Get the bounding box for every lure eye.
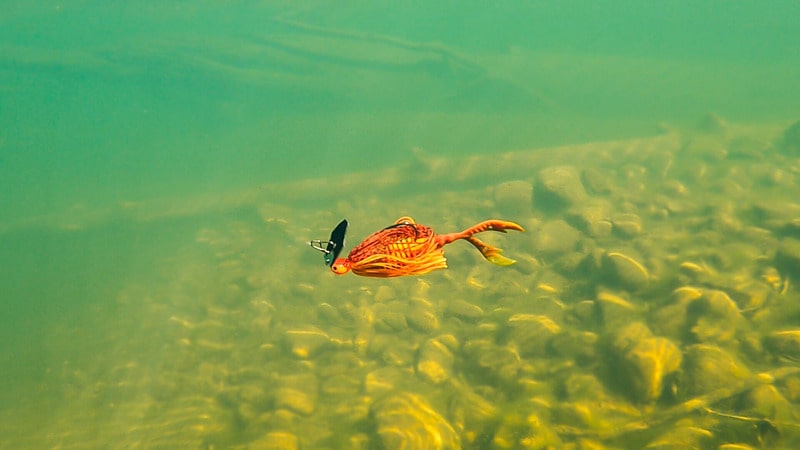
[331,259,351,275]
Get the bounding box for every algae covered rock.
[446,299,485,322]
[600,251,649,291]
[284,327,331,359]
[505,313,561,357]
[686,289,743,344]
[532,220,581,255]
[775,238,800,278]
[595,289,640,329]
[611,213,643,238]
[406,305,441,333]
[538,165,589,209]
[371,392,460,450]
[493,179,534,215]
[249,431,300,450]
[624,337,682,402]
[416,336,457,385]
[740,383,794,422]
[645,424,713,449]
[608,322,681,403]
[764,330,800,360]
[682,344,751,397]
[781,119,800,154]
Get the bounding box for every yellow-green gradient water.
[2,2,800,449]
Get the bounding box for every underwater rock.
[371,392,460,450]
[364,367,406,396]
[752,201,800,239]
[273,387,316,416]
[382,341,416,368]
[587,220,613,238]
[582,167,614,195]
[284,327,331,359]
[463,339,521,386]
[682,344,751,397]
[728,136,771,159]
[493,179,534,215]
[611,213,643,238]
[317,302,344,325]
[550,331,598,363]
[611,321,653,353]
[492,411,562,449]
[601,251,649,291]
[686,289,743,344]
[532,220,581,255]
[538,165,589,209]
[375,310,408,332]
[775,238,800,278]
[239,384,270,411]
[563,373,607,401]
[249,431,300,450]
[650,286,701,338]
[374,285,396,303]
[566,200,611,236]
[782,119,800,154]
[595,289,640,329]
[697,112,728,133]
[448,384,499,443]
[624,336,682,403]
[682,135,728,160]
[609,323,681,403]
[740,384,794,422]
[569,300,599,326]
[764,330,800,360]
[645,424,713,449]
[321,373,361,398]
[506,313,561,357]
[446,299,485,322]
[406,305,440,333]
[717,444,757,450]
[416,336,456,385]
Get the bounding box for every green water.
[2,2,800,448]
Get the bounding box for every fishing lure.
[310,216,524,277]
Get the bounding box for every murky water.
[2,2,800,449]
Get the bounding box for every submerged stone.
[624,337,682,402]
[775,238,800,278]
[273,387,316,416]
[686,290,743,344]
[611,213,643,238]
[608,323,681,403]
[446,299,485,322]
[602,251,649,291]
[764,330,800,360]
[538,165,589,209]
[682,344,751,397]
[596,289,640,329]
[406,306,440,333]
[506,313,561,357]
[284,327,331,359]
[645,424,713,449]
[782,119,800,154]
[493,179,534,215]
[249,431,300,450]
[371,392,460,450]
[416,337,456,385]
[375,310,409,332]
[741,384,794,421]
[533,220,581,255]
